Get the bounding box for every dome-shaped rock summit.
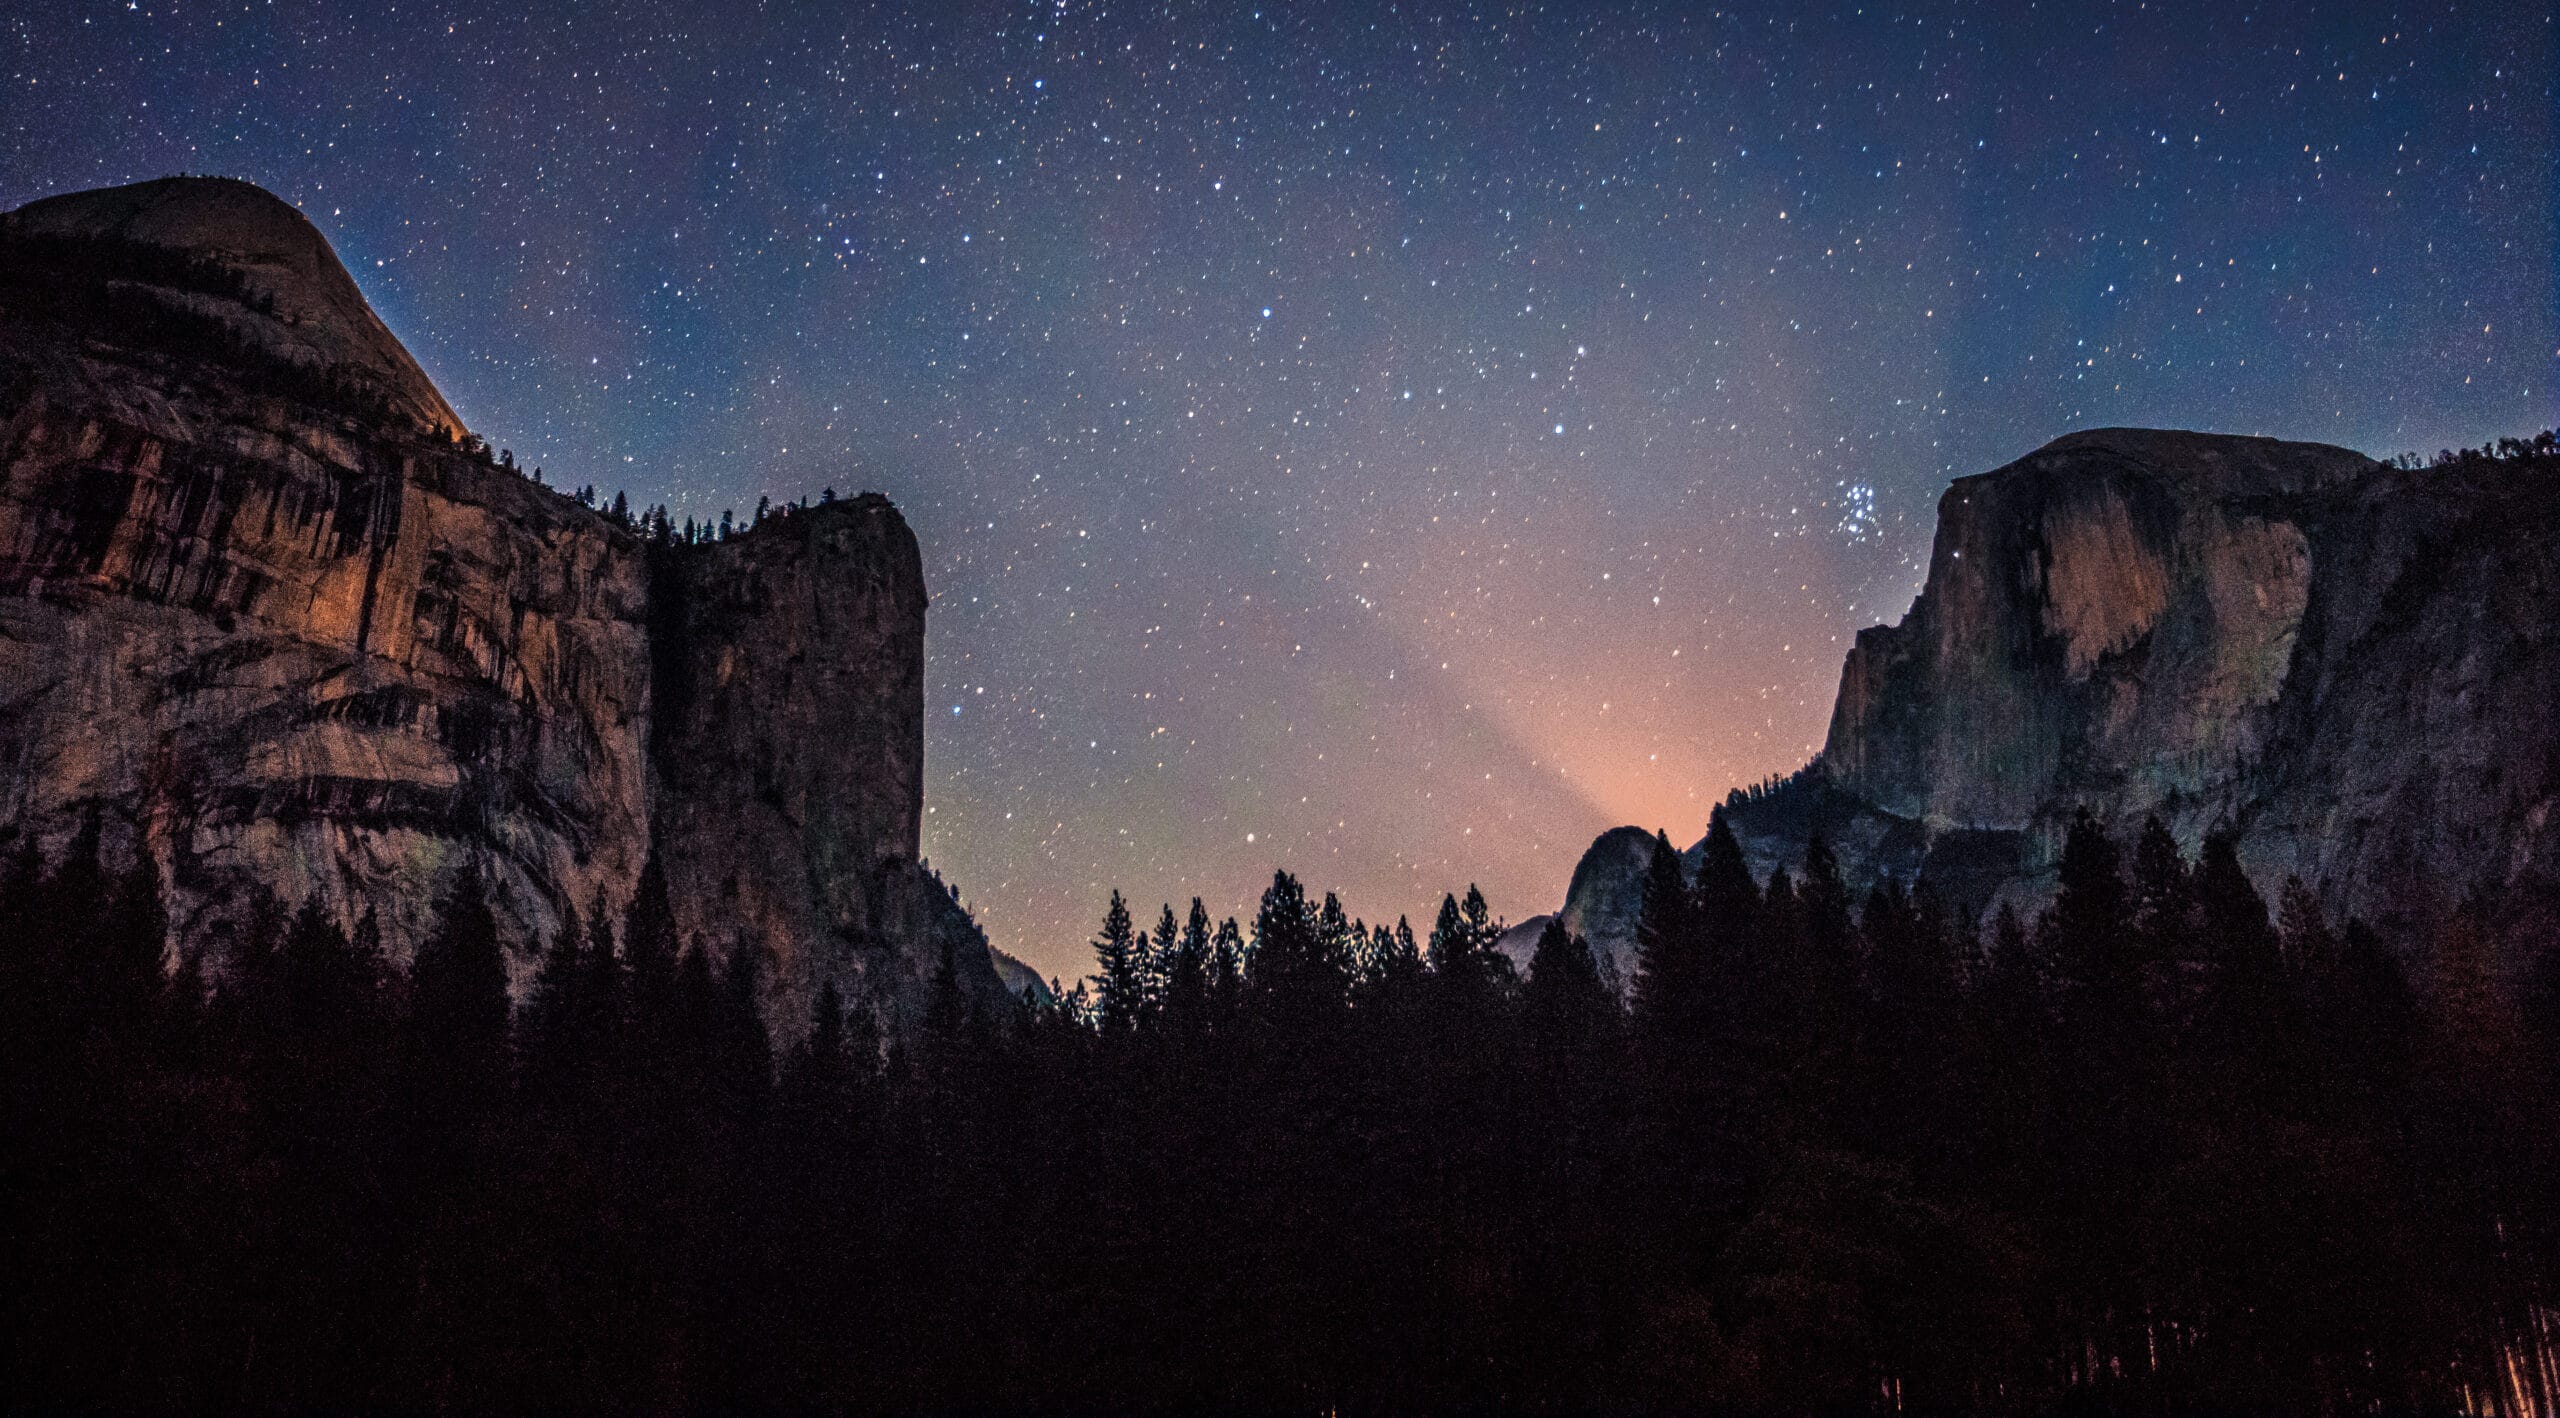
[6,175,464,437]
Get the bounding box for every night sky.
[4,2,2551,982]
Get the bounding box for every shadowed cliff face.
[0,177,995,1030]
[650,494,1000,1029]
[1561,428,2559,971]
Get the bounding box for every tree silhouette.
[405,870,511,1124]
[1090,889,1144,1035]
[1,803,2554,1412]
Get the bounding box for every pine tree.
[1163,899,1213,1032]
[789,980,853,1099]
[1148,902,1181,1018]
[1692,806,1759,954]
[624,849,683,1070]
[579,887,627,1087]
[2038,806,2153,1328]
[667,940,722,1121]
[1780,833,1858,1078]
[1428,892,1472,978]
[1317,891,1357,986]
[710,941,771,1128]
[1975,900,2047,1044]
[1459,885,1495,952]
[1630,831,1702,1040]
[926,936,968,1043]
[1525,920,1610,1035]
[2131,815,2192,948]
[278,896,379,1065]
[36,818,168,1038]
[1797,832,1855,985]
[2196,831,2283,1031]
[1859,880,1965,1164]
[97,840,169,1014]
[1755,862,1799,1006]
[1209,916,1246,1020]
[524,915,586,1098]
[2046,809,2138,1022]
[2428,899,2517,1076]
[1090,890,1145,1035]
[1250,871,1333,1011]
[407,870,512,1122]
[1977,901,2036,1009]
[1359,915,1421,995]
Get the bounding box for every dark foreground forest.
[5,810,2559,1414]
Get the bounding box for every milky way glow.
[6,2,2549,979]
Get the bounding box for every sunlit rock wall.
[0,176,1005,1030]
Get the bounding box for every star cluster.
[5,1,2550,980]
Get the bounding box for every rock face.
[0,176,999,1030]
[1811,431,2361,860]
[1564,428,2560,969]
[650,494,998,1027]
[8,177,464,439]
[1491,827,1661,994]
[1558,825,1660,988]
[989,947,1056,1006]
[1487,913,1554,978]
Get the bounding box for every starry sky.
[4,1,2552,982]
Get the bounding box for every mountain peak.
[5,176,463,437]
[2008,426,2377,498]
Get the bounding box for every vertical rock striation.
[1814,430,2361,847]
[0,176,999,1029]
[1558,428,2559,974]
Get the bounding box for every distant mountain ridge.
[0,176,1002,1030]
[1552,427,2560,978]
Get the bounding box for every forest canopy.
[5,807,2558,1412]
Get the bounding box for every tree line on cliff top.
[4,799,2558,1413]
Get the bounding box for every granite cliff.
[0,176,999,1029]
[649,490,1000,1027]
[1491,824,1655,990]
[1560,427,2559,977]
